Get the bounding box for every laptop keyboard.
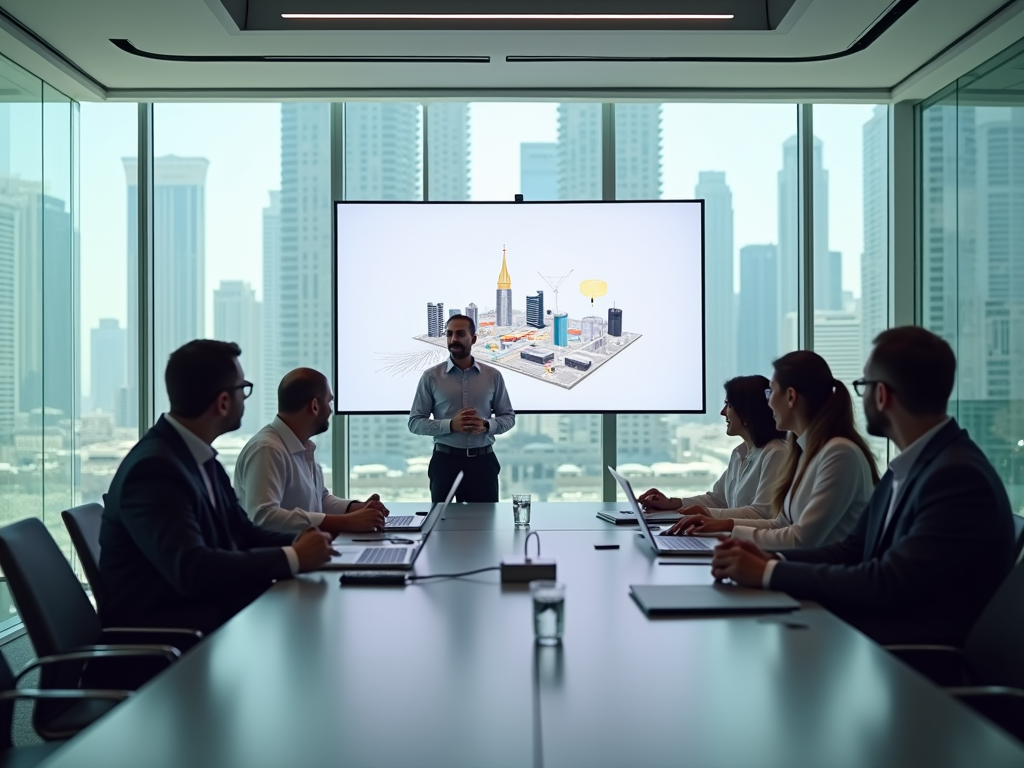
[658,536,714,551]
[357,547,410,565]
[385,516,416,527]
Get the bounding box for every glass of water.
[531,581,565,646]
[512,494,532,527]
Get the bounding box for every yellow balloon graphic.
[579,279,608,308]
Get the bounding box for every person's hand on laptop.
[663,515,734,536]
[678,505,709,518]
[637,488,682,511]
[349,494,390,516]
[293,528,334,572]
[339,504,389,532]
[711,539,774,587]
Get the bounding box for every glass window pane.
[42,85,75,558]
[344,103,426,501]
[812,105,890,467]
[80,103,138,510]
[616,104,799,499]
[0,59,43,549]
[920,39,1024,512]
[153,104,334,486]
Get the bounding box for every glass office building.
[1,28,1024,624]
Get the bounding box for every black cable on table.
[408,566,500,581]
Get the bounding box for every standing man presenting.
[409,314,516,502]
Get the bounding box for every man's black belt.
[434,444,494,457]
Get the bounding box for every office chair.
[1013,514,1024,563]
[0,649,131,763]
[888,555,1024,741]
[60,504,104,604]
[0,519,195,740]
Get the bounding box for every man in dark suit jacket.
[711,326,1015,646]
[100,340,333,634]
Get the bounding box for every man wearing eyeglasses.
[100,340,334,634]
[707,326,1015,647]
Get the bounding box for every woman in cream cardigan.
[638,375,786,520]
[666,351,879,550]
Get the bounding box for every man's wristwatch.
[483,421,490,432]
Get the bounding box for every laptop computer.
[596,508,687,526]
[383,506,433,532]
[608,466,717,556]
[629,584,800,616]
[321,471,462,571]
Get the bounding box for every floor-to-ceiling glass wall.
[614,104,801,500]
[79,103,138,512]
[919,38,1024,512]
[152,104,335,487]
[0,53,77,619]
[813,105,890,468]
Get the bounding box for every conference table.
[39,502,1024,768]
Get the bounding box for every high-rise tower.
[124,155,209,423]
[496,247,513,327]
[526,291,545,328]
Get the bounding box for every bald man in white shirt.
[236,368,388,535]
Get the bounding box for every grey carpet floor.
[2,633,42,746]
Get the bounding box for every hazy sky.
[77,101,881,397]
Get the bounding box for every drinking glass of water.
[531,581,565,646]
[512,494,532,527]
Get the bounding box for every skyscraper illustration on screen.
[496,246,512,328]
[408,244,641,390]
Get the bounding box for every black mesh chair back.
[0,517,104,718]
[964,556,1024,689]
[1013,514,1024,563]
[61,504,105,604]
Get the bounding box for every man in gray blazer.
[711,326,1015,646]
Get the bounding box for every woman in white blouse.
[638,375,787,519]
[666,351,879,549]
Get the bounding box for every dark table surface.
[39,510,1024,768]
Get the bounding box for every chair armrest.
[885,645,970,687]
[0,688,132,703]
[949,686,1024,742]
[102,627,204,653]
[15,645,181,684]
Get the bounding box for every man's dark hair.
[446,314,476,335]
[870,326,956,417]
[278,370,329,414]
[165,340,243,418]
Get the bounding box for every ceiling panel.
[0,0,1016,99]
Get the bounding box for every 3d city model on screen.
[414,247,641,390]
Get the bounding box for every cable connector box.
[500,557,557,584]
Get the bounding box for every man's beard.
[449,343,470,359]
[864,403,889,438]
[313,415,331,436]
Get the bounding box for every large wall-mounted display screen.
[334,200,705,414]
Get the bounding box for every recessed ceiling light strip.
[281,13,734,20]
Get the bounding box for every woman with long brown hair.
[667,351,878,549]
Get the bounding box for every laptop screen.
[608,466,656,544]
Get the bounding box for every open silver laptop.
[608,466,717,556]
[321,471,462,570]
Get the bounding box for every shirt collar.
[271,415,314,456]
[164,413,217,466]
[446,357,480,374]
[795,432,808,450]
[889,417,952,480]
